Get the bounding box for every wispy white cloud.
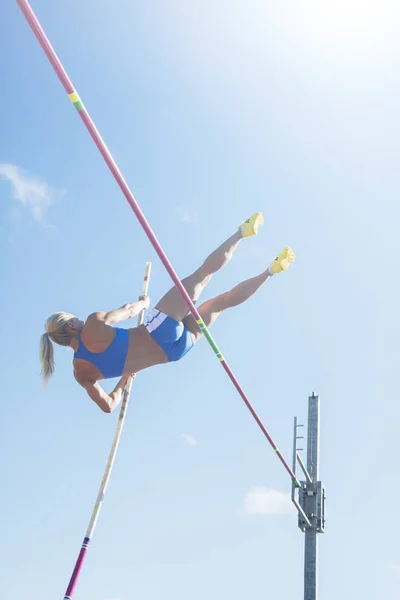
[244,486,294,515]
[176,204,200,224]
[0,163,64,228]
[182,433,198,447]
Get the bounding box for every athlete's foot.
[268,246,295,275]
[239,212,264,238]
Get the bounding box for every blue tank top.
[74,327,129,379]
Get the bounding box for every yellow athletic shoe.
[269,246,295,274]
[239,212,264,237]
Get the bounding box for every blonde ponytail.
[40,312,76,385]
[40,332,55,385]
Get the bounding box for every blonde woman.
[40,213,294,413]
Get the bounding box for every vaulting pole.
[63,262,151,600]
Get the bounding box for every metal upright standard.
[291,393,326,600]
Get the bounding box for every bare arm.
[90,296,150,325]
[79,374,131,413]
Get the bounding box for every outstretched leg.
[183,246,295,341]
[155,213,263,322]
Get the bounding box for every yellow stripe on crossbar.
[68,91,80,104]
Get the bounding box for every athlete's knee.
[224,288,244,308]
[182,271,211,302]
[199,294,227,318]
[216,293,231,311]
[180,275,197,301]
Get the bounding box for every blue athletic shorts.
[144,308,195,362]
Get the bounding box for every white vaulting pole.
[63,261,151,600]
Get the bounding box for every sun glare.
[297,0,395,58]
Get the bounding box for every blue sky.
[1,1,399,598]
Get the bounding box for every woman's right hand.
[139,295,150,310]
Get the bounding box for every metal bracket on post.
[316,482,326,534]
[291,417,311,529]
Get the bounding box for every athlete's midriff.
[125,325,168,373]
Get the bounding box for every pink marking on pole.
[16,0,297,483]
[64,542,89,599]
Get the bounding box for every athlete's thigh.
[155,267,211,322]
